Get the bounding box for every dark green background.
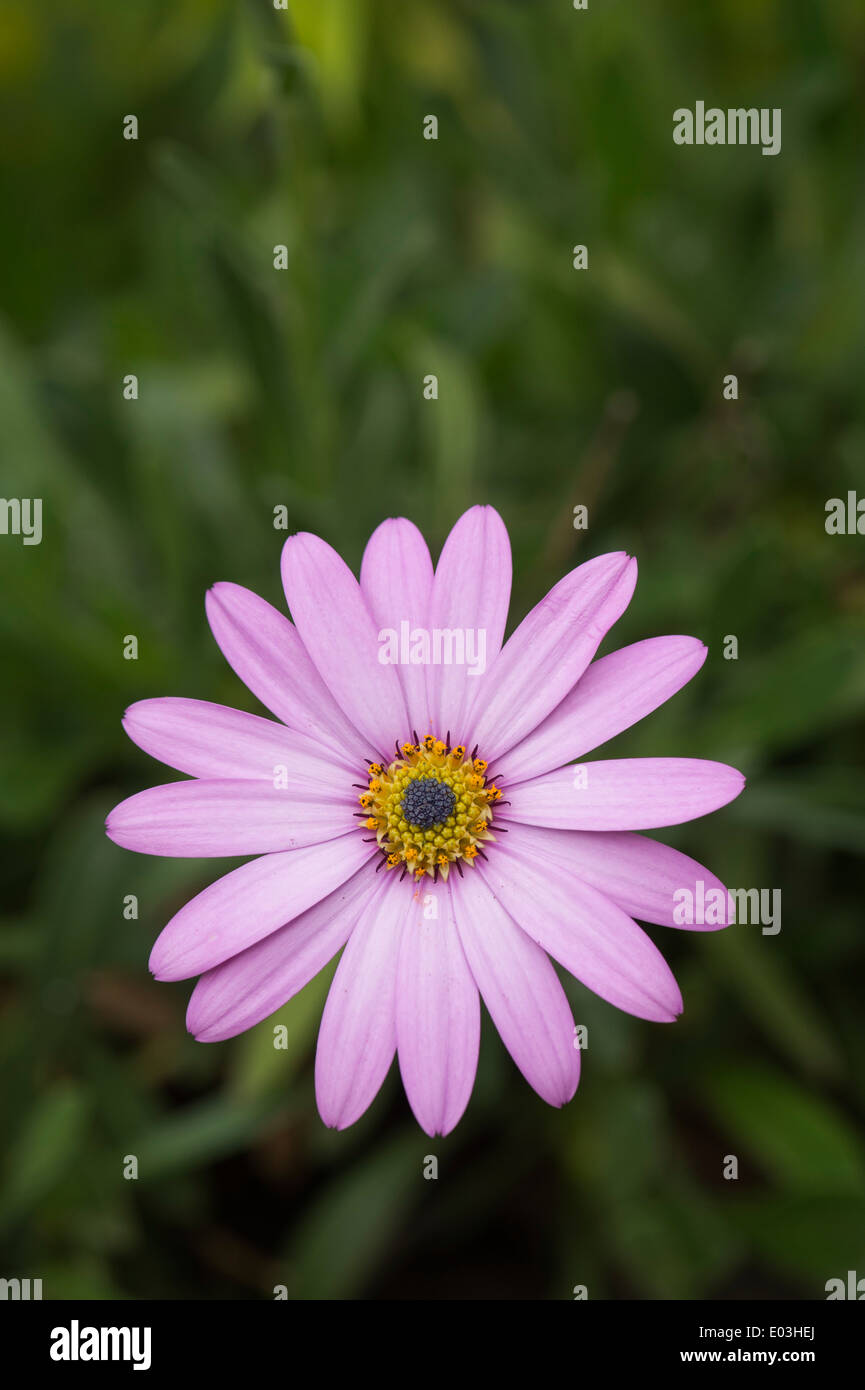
[1,0,864,1299]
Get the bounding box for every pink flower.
[106,507,745,1135]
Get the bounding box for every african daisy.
[107,506,745,1135]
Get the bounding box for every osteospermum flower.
[107,507,745,1135]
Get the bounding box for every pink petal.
[122,697,356,780]
[149,836,375,981]
[497,636,707,784]
[187,869,372,1041]
[505,822,729,930]
[471,553,637,762]
[206,582,367,761]
[396,880,480,1136]
[281,533,409,760]
[315,871,407,1130]
[360,518,434,734]
[503,757,746,830]
[425,506,511,743]
[482,828,683,1021]
[106,779,356,857]
[452,866,580,1106]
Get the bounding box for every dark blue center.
[401,777,456,830]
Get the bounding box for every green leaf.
[228,958,337,1101]
[708,925,842,1080]
[730,1195,865,1288]
[703,1065,865,1196]
[132,1095,288,1181]
[0,1083,88,1232]
[283,1129,420,1299]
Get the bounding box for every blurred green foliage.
[0,0,864,1299]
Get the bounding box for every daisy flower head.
[107,506,745,1136]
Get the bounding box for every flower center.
[401,776,456,829]
[356,734,503,881]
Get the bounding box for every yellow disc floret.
[358,735,497,880]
